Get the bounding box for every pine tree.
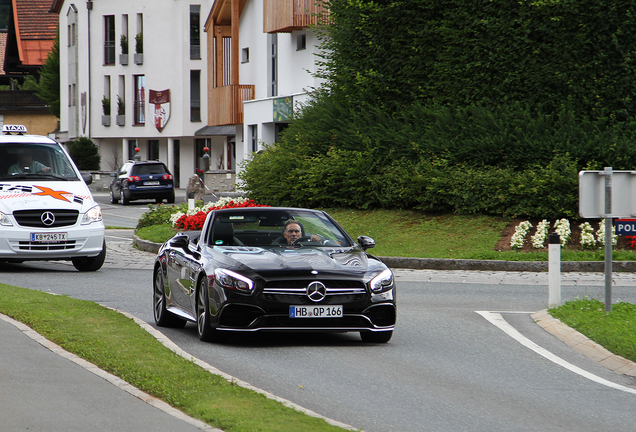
[37,31,60,119]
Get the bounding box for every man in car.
[274,220,322,245]
[8,148,51,174]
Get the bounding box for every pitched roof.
[13,0,58,66]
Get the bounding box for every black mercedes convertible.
[152,207,396,343]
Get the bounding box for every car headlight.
[0,211,12,226]
[369,268,394,293]
[81,205,103,225]
[214,268,254,293]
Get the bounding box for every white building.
[51,0,327,192]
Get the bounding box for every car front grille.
[262,280,367,304]
[17,240,77,251]
[13,209,79,228]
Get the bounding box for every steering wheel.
[291,236,313,245]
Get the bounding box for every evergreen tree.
[37,31,60,118]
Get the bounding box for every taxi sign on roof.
[2,125,27,134]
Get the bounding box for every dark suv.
[110,161,175,205]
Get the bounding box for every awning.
[194,125,237,136]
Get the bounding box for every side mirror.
[170,234,190,250]
[81,172,93,185]
[357,235,375,250]
[109,172,117,178]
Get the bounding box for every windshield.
[207,209,353,248]
[0,143,80,180]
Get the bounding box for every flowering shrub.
[579,222,596,249]
[510,221,532,249]
[531,219,549,249]
[553,219,571,246]
[172,197,269,231]
[597,221,617,247]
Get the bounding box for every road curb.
[532,309,636,377]
[131,236,636,272]
[374,256,636,272]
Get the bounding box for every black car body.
[153,207,396,343]
[110,160,175,205]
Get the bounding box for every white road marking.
[476,311,636,395]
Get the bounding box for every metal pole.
[604,167,613,312]
[548,233,561,307]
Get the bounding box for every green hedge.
[241,144,578,219]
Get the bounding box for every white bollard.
[188,192,195,211]
[548,232,561,307]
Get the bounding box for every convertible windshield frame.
[206,209,354,248]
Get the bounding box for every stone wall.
[203,170,236,193]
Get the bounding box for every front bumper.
[0,224,105,260]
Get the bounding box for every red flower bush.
[174,199,269,231]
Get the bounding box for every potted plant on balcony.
[101,96,111,126]
[116,96,125,126]
[119,34,129,65]
[134,33,143,65]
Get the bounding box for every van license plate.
[31,232,67,242]
[290,305,342,318]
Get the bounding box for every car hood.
[0,181,97,213]
[213,246,377,279]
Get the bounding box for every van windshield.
[0,144,80,181]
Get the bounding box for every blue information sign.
[616,219,636,236]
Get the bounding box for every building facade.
[51,0,214,188]
[51,0,327,192]
[203,0,327,189]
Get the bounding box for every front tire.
[72,240,106,272]
[197,277,219,342]
[360,330,393,343]
[153,266,187,328]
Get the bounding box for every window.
[134,75,145,125]
[268,34,278,97]
[241,47,249,63]
[104,15,115,65]
[190,5,201,59]
[250,125,258,153]
[297,34,306,51]
[104,76,111,114]
[190,70,201,122]
[128,140,137,160]
[148,140,159,160]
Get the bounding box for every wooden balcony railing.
[209,84,255,126]
[263,0,329,33]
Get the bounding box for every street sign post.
[578,168,636,312]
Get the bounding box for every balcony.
[209,84,254,126]
[263,0,328,33]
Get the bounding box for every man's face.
[19,152,33,164]
[283,223,302,244]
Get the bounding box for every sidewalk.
[0,312,218,432]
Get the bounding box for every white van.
[0,125,105,271]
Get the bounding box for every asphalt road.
[3,242,636,432]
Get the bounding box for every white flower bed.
[531,219,550,248]
[510,221,532,249]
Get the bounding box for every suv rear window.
[131,164,168,176]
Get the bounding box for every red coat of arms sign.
[149,89,171,132]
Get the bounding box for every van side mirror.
[81,172,93,185]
